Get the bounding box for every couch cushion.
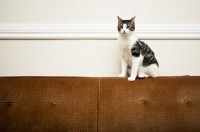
[0,77,98,132]
[99,77,200,132]
[1,76,200,132]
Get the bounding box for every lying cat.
[117,16,159,81]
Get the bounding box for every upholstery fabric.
[99,77,200,132]
[0,76,200,132]
[0,77,98,132]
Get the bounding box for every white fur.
[118,25,158,81]
[138,64,158,78]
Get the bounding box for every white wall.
[0,0,200,77]
[1,0,200,24]
[1,40,200,77]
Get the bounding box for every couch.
[0,76,200,132]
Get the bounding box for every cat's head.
[117,16,136,36]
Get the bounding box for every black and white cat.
[117,16,159,81]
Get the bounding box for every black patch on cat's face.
[117,16,135,32]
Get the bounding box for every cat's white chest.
[118,35,138,66]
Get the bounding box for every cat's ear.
[130,16,136,24]
[117,16,122,23]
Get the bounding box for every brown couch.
[0,76,200,132]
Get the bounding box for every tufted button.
[184,100,189,104]
[141,100,147,104]
[52,101,57,105]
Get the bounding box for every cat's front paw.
[128,77,135,81]
[118,73,126,77]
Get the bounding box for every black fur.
[143,54,159,67]
[131,42,140,57]
[138,41,154,56]
[133,40,159,67]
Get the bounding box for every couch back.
[0,77,200,131]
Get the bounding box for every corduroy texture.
[0,77,200,132]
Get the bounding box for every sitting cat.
[117,16,159,81]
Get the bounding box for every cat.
[117,16,159,81]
